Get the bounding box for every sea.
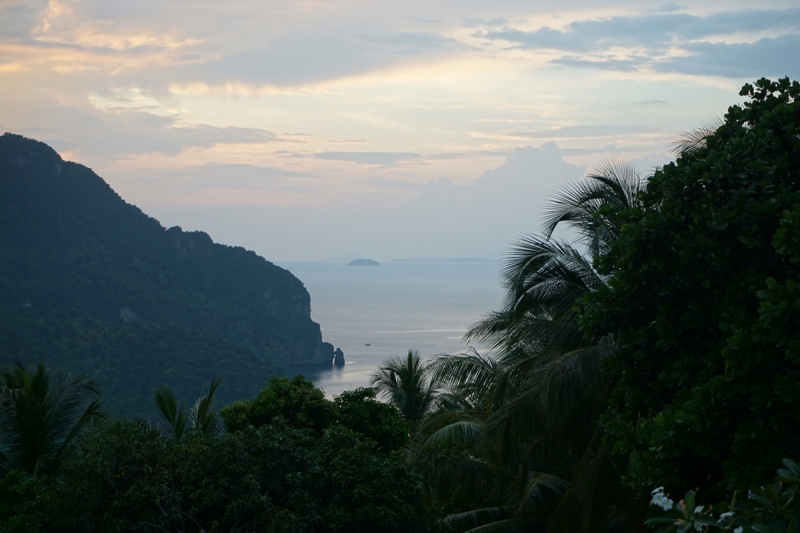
[274,260,505,398]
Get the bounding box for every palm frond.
[546,431,609,533]
[0,361,105,475]
[190,376,223,437]
[465,310,585,355]
[431,455,513,507]
[481,344,612,468]
[541,160,644,255]
[153,385,188,441]
[371,350,438,423]
[429,350,502,403]
[670,117,724,156]
[420,419,485,450]
[511,471,569,519]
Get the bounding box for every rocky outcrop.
[318,342,345,366]
[334,348,345,366]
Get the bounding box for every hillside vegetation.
[0,307,271,420]
[0,133,334,418]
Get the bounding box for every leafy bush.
[645,458,800,533]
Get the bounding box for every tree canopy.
[581,77,800,498]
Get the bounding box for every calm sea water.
[274,260,504,398]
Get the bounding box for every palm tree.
[371,350,438,424]
[466,159,644,353]
[0,361,105,476]
[154,376,223,441]
[413,161,648,532]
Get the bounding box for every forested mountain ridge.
[0,133,329,368]
[0,307,272,420]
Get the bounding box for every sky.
[2,0,799,261]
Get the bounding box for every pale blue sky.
[1,0,798,259]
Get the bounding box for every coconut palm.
[154,376,223,441]
[413,161,648,532]
[0,361,105,476]
[371,350,438,424]
[466,160,644,354]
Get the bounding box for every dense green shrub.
[37,420,436,533]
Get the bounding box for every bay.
[275,260,504,397]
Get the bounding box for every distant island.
[348,258,380,266]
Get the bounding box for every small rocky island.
[319,342,346,366]
[348,258,380,266]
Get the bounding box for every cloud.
[479,8,800,78]
[144,143,592,261]
[475,125,655,141]
[655,35,800,78]
[651,3,684,14]
[550,56,647,71]
[0,1,45,39]
[165,30,456,88]
[1,93,280,159]
[362,178,430,190]
[313,151,421,166]
[463,17,509,28]
[482,9,800,51]
[134,163,316,195]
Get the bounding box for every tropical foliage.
[406,160,647,532]
[412,78,800,531]
[0,361,105,476]
[0,372,439,533]
[3,78,800,533]
[34,420,437,533]
[371,349,439,424]
[220,374,336,433]
[0,307,272,420]
[153,376,223,441]
[581,77,800,499]
[645,458,800,533]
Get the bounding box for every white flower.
[720,512,734,520]
[658,496,673,511]
[694,522,704,532]
[695,505,704,514]
[734,528,743,533]
[649,486,674,510]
